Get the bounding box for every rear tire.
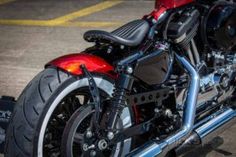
[5,68,134,157]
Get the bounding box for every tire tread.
[5,68,71,157]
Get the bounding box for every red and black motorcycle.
[5,0,236,157]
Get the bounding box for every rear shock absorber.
[107,66,134,130]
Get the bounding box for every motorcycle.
[4,0,236,156]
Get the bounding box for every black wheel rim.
[42,88,100,157]
[42,88,125,157]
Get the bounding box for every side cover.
[134,49,171,85]
[46,53,115,78]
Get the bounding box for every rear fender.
[47,53,141,123]
[46,53,116,78]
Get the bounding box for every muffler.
[175,107,236,156]
[127,54,200,157]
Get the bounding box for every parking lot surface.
[0,0,235,156]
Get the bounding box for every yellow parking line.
[0,0,15,5]
[0,19,52,26]
[0,19,122,28]
[0,1,123,27]
[53,1,123,24]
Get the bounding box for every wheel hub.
[61,104,120,157]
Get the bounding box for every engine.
[206,2,236,51]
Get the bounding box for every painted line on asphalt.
[0,19,51,26]
[0,20,122,27]
[53,1,123,24]
[0,1,123,27]
[0,0,15,5]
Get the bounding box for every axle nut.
[98,139,108,150]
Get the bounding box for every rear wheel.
[5,68,134,157]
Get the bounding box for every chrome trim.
[157,11,168,24]
[196,108,236,145]
[128,55,200,157]
[174,33,187,43]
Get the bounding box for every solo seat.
[84,19,150,47]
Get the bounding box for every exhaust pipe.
[175,107,236,156]
[127,54,200,157]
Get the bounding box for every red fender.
[46,53,116,78]
[46,53,140,122]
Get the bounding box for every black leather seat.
[84,19,150,47]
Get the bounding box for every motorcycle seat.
[84,19,150,47]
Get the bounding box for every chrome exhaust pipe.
[175,107,236,156]
[127,55,200,157]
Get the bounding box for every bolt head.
[165,109,173,118]
[154,108,160,113]
[86,130,93,138]
[90,150,96,157]
[107,132,114,140]
[126,67,133,74]
[83,144,89,151]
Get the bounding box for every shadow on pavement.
[182,136,234,157]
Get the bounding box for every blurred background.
[0,0,235,156]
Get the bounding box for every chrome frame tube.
[127,54,200,157]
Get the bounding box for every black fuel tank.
[206,3,236,51]
[133,49,171,85]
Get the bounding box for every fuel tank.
[206,2,236,51]
[155,0,193,9]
